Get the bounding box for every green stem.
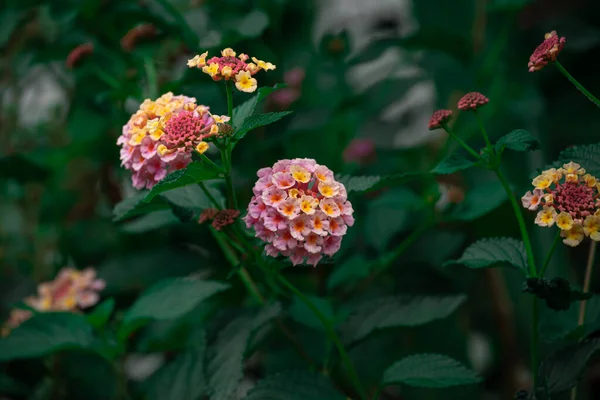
[494,168,537,277]
[225,80,234,118]
[91,66,120,90]
[442,123,481,160]
[278,275,369,400]
[210,226,264,304]
[376,222,431,275]
[144,57,158,99]
[555,61,600,109]
[540,231,561,277]
[199,153,224,172]
[531,297,539,388]
[220,146,238,209]
[474,110,493,148]
[199,182,221,209]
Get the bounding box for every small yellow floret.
[235,71,257,93]
[221,48,236,57]
[556,212,574,231]
[251,57,276,71]
[202,63,219,77]
[196,142,209,154]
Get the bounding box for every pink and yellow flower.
[524,162,600,246]
[187,48,275,93]
[243,158,354,266]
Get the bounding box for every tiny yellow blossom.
[299,195,319,215]
[212,114,230,124]
[251,57,276,71]
[584,174,597,187]
[584,216,600,241]
[288,189,301,198]
[157,144,170,157]
[318,181,339,198]
[561,224,585,247]
[221,48,236,57]
[221,66,233,78]
[562,161,585,175]
[210,124,219,135]
[535,206,557,227]
[544,193,554,204]
[235,71,257,93]
[187,55,201,68]
[129,131,146,146]
[238,53,249,62]
[556,212,574,230]
[532,174,552,189]
[196,142,209,154]
[246,63,259,74]
[565,173,579,183]
[290,165,311,183]
[202,63,219,78]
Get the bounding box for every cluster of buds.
[2,268,105,336]
[117,92,228,189]
[199,208,240,231]
[522,162,600,247]
[243,158,354,267]
[187,48,276,93]
[428,92,489,131]
[528,31,566,72]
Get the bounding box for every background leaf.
[558,142,600,176]
[495,129,541,153]
[431,153,478,175]
[243,370,346,400]
[233,111,293,142]
[445,237,527,273]
[143,162,224,202]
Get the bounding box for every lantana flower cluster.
[522,162,600,247]
[187,48,275,93]
[528,31,566,72]
[2,268,105,336]
[243,158,354,266]
[118,92,228,189]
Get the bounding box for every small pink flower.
[314,165,334,183]
[272,172,296,189]
[306,253,322,267]
[248,199,268,219]
[529,31,566,72]
[328,217,348,236]
[320,198,341,218]
[457,92,489,111]
[257,167,273,178]
[140,136,158,158]
[311,212,330,236]
[264,209,289,232]
[262,187,288,206]
[323,236,342,256]
[521,189,544,210]
[304,233,324,254]
[273,230,298,251]
[277,198,301,220]
[289,248,309,266]
[290,215,312,241]
[428,109,453,130]
[265,244,280,257]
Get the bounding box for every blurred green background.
[3,0,600,399]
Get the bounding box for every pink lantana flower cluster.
[2,267,105,336]
[187,48,276,93]
[522,162,600,247]
[243,158,354,266]
[528,30,566,72]
[117,92,228,189]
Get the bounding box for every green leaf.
[144,161,224,202]
[244,371,346,400]
[290,295,334,331]
[119,210,180,234]
[0,154,50,183]
[112,192,170,221]
[445,237,527,273]
[537,336,600,396]
[61,351,119,400]
[431,153,478,175]
[447,181,507,221]
[233,111,293,142]
[161,183,225,210]
[142,332,207,400]
[382,354,482,388]
[232,85,285,129]
[0,313,94,361]
[558,142,600,177]
[121,277,230,338]
[86,298,115,329]
[207,304,280,400]
[336,173,420,195]
[339,294,466,345]
[495,129,541,153]
[327,255,372,291]
[523,277,592,311]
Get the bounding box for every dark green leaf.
[339,294,466,345]
[112,192,170,221]
[0,313,94,361]
[336,173,420,195]
[121,277,230,337]
[119,210,180,233]
[232,85,285,129]
[62,351,119,400]
[558,142,600,177]
[445,237,527,273]
[144,161,224,202]
[523,277,592,311]
[0,154,50,183]
[537,336,600,396]
[290,295,334,331]
[495,129,541,153]
[447,181,507,221]
[86,298,115,329]
[234,111,293,142]
[207,304,280,400]
[244,371,346,400]
[382,353,482,388]
[431,153,478,175]
[142,332,207,400]
[327,255,372,291]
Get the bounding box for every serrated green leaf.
[142,332,207,400]
[495,129,541,153]
[339,294,466,345]
[327,255,372,291]
[233,111,293,142]
[538,336,600,395]
[121,278,230,338]
[445,237,527,273]
[558,142,600,177]
[144,161,224,202]
[119,210,180,233]
[207,304,280,400]
[86,298,115,329]
[383,354,482,388]
[447,181,507,221]
[431,153,478,175]
[336,172,419,195]
[161,183,225,210]
[112,192,170,221]
[0,313,94,361]
[243,371,346,400]
[232,85,285,129]
[290,295,334,331]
